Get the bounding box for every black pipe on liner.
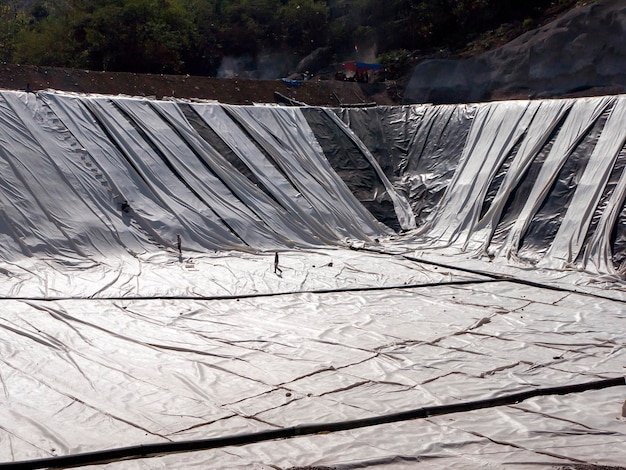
[0,277,499,302]
[352,245,626,305]
[1,376,623,470]
[399,252,626,304]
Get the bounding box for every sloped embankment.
[404,0,626,103]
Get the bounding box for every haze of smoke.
[217,51,298,79]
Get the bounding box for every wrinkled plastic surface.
[333,104,477,227]
[0,91,625,469]
[337,95,626,275]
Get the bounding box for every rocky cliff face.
[404,0,626,104]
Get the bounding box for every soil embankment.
[0,64,394,106]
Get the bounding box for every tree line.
[0,0,574,76]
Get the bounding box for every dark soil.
[0,63,395,106]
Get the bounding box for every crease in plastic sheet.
[359,95,626,274]
[0,92,143,260]
[324,107,417,230]
[85,96,258,248]
[415,100,540,247]
[111,97,292,249]
[545,96,626,269]
[337,104,477,228]
[39,93,220,254]
[48,93,247,252]
[498,96,615,261]
[518,100,610,260]
[149,101,323,247]
[470,99,574,253]
[334,106,414,179]
[401,104,477,226]
[584,155,626,274]
[41,92,396,254]
[222,105,391,240]
[190,104,378,244]
[300,106,406,231]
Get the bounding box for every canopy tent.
[342,61,383,72]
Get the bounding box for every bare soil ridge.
[0,64,394,106]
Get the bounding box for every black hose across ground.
[1,376,623,469]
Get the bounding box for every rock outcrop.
[404,0,626,103]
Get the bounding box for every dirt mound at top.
[0,64,394,106]
[404,0,626,103]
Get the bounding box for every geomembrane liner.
[0,90,624,469]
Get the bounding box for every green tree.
[14,0,197,73]
[13,1,79,67]
[6,0,574,76]
[181,0,221,75]
[215,0,284,55]
[79,0,195,73]
[279,0,329,54]
[0,0,27,62]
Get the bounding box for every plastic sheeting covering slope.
[0,90,394,262]
[337,95,626,276]
[1,255,624,469]
[0,91,625,469]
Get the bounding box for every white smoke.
[216,51,300,79]
[216,55,255,78]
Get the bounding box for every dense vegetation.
[0,0,579,76]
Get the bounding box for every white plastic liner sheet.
[500,96,615,261]
[0,90,625,469]
[417,99,541,246]
[0,247,478,298]
[3,90,626,275]
[1,90,395,261]
[337,95,626,275]
[0,251,624,468]
[219,105,390,239]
